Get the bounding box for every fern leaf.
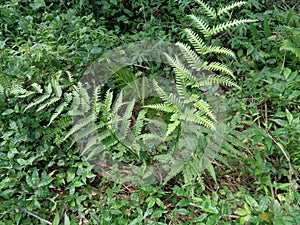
[86,138,118,160]
[195,0,216,19]
[63,114,96,141]
[207,74,239,88]
[31,83,43,93]
[103,90,113,121]
[17,91,35,98]
[81,135,102,156]
[205,163,217,184]
[68,91,82,116]
[78,83,91,113]
[166,116,180,137]
[193,98,216,121]
[64,92,73,102]
[91,88,101,117]
[65,70,74,83]
[185,29,206,54]
[211,19,256,36]
[183,111,215,130]
[12,85,30,96]
[36,97,60,112]
[47,101,68,126]
[113,98,135,140]
[133,110,146,136]
[204,46,236,58]
[220,138,247,158]
[188,15,212,37]
[81,129,113,156]
[280,39,300,59]
[217,1,248,17]
[52,78,62,98]
[45,83,53,94]
[143,104,176,113]
[24,93,51,112]
[176,42,207,71]
[164,53,198,84]
[207,62,234,77]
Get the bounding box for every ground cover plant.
[0,0,299,224]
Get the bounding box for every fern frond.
[195,0,216,19]
[211,19,256,36]
[151,80,184,110]
[280,39,300,59]
[31,83,43,93]
[180,107,215,130]
[52,78,62,98]
[207,62,234,77]
[78,83,91,113]
[188,15,212,37]
[217,1,248,17]
[113,98,135,140]
[68,89,82,116]
[47,102,68,126]
[63,114,96,141]
[13,85,32,97]
[193,98,216,121]
[175,42,207,71]
[133,110,146,136]
[36,97,60,112]
[72,124,97,144]
[103,89,113,121]
[44,83,53,94]
[222,134,248,158]
[166,117,180,137]
[204,46,236,58]
[24,93,51,112]
[82,134,104,156]
[185,29,206,54]
[65,70,74,83]
[143,104,177,113]
[164,53,198,84]
[93,86,102,115]
[206,74,239,88]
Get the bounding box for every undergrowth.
[0,0,299,224]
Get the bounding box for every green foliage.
[1,0,300,224]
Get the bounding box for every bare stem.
[22,208,52,225]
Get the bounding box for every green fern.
[57,0,255,186]
[280,39,300,60]
[217,1,248,17]
[144,0,255,185]
[18,71,75,126]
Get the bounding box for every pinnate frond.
[211,19,257,36]
[217,1,248,17]
[195,0,216,19]
[184,29,206,54]
[207,62,234,77]
[204,46,236,58]
[175,42,207,71]
[188,15,212,37]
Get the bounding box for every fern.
[18,71,76,126]
[211,19,256,36]
[57,0,255,187]
[280,39,300,59]
[195,0,216,19]
[146,0,255,186]
[188,15,212,37]
[217,1,248,16]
